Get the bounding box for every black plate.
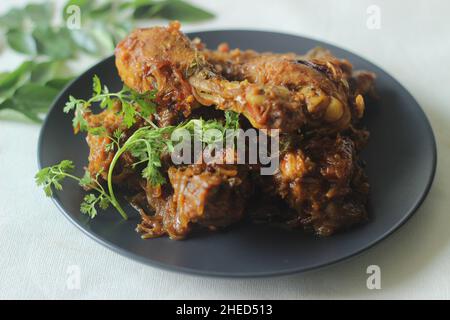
[38,30,436,277]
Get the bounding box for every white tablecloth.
[1,0,449,299]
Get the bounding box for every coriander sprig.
[63,75,157,132]
[36,74,240,221]
[35,160,128,219]
[35,114,239,220]
[35,160,76,197]
[106,114,241,199]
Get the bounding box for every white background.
[0,0,449,299]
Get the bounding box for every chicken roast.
[83,22,374,239]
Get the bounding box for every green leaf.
[58,160,75,172]
[63,95,89,132]
[104,142,115,152]
[138,99,156,118]
[64,0,92,9]
[88,126,107,136]
[89,2,113,18]
[0,8,25,29]
[46,77,73,90]
[35,160,73,196]
[30,61,59,83]
[0,61,34,97]
[13,83,60,113]
[113,129,124,141]
[99,96,109,108]
[64,95,79,113]
[98,196,110,210]
[25,2,53,27]
[0,61,34,107]
[133,1,166,19]
[0,73,8,83]
[122,101,137,127]
[79,170,93,187]
[144,0,214,22]
[225,110,240,130]
[72,104,89,132]
[92,75,102,96]
[107,21,133,45]
[89,27,115,52]
[6,29,37,55]
[63,0,92,20]
[33,26,74,59]
[35,167,50,185]
[35,160,123,219]
[81,193,99,218]
[70,29,101,54]
[0,98,41,122]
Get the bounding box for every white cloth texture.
[0,0,449,299]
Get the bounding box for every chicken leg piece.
[204,45,375,131]
[115,23,361,132]
[115,22,305,131]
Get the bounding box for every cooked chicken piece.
[136,163,251,239]
[266,133,369,236]
[111,23,375,238]
[115,22,304,131]
[84,106,123,181]
[83,103,143,185]
[115,22,367,132]
[205,45,375,130]
[115,22,196,126]
[204,43,299,79]
[237,55,352,130]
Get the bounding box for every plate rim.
[37,29,437,278]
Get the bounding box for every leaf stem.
[107,143,132,220]
[49,166,128,219]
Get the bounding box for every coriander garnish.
[36,75,240,220]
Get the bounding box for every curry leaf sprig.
[0,0,214,122]
[63,75,157,132]
[35,160,128,219]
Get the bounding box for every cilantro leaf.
[35,160,74,196]
[80,193,99,218]
[121,101,136,128]
[92,75,102,96]
[36,161,118,219]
